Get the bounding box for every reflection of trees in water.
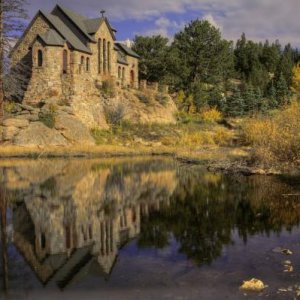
[139,168,300,265]
[0,159,299,289]
[0,185,8,294]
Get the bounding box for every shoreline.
[0,144,298,176]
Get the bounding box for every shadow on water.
[0,158,299,298]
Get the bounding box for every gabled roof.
[54,5,96,42]
[117,51,128,65]
[40,10,92,54]
[38,29,65,46]
[11,4,129,57]
[83,17,116,40]
[115,43,140,59]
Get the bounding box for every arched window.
[108,41,111,73]
[41,233,46,249]
[37,49,43,67]
[63,49,68,74]
[81,56,85,65]
[86,57,90,72]
[118,66,121,79]
[98,38,102,74]
[103,39,106,73]
[130,70,135,87]
[122,67,125,80]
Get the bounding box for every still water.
[0,157,299,300]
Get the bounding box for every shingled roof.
[11,4,129,57]
[115,43,140,59]
[83,17,117,38]
[40,10,92,54]
[38,29,65,46]
[54,5,96,42]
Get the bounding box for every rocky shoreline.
[1,101,95,146]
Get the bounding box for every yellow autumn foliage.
[200,107,223,123]
[291,63,300,95]
[242,101,300,164]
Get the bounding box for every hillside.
[0,87,177,146]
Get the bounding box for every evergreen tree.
[260,40,281,74]
[171,20,234,90]
[226,88,244,117]
[243,85,257,115]
[259,98,269,115]
[274,44,294,88]
[208,85,225,112]
[234,33,249,78]
[266,81,278,109]
[132,35,170,83]
[275,73,290,106]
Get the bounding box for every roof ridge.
[40,10,92,54]
[55,4,95,42]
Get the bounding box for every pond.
[0,157,299,299]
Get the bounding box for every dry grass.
[92,119,234,151]
[0,144,170,158]
[200,107,223,123]
[242,101,300,164]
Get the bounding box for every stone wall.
[11,14,51,68]
[11,10,140,123]
[23,40,69,104]
[89,21,117,80]
[115,57,139,89]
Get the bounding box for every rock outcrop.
[1,87,178,147]
[14,122,69,147]
[1,102,95,146]
[55,114,95,145]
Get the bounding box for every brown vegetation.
[242,101,300,166]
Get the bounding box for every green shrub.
[4,101,18,114]
[135,91,152,104]
[102,79,116,97]
[39,111,56,128]
[104,104,127,127]
[155,93,169,106]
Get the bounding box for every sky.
[26,0,300,47]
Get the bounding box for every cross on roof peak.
[100,10,106,17]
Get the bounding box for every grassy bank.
[2,104,300,174]
[91,116,234,149]
[242,101,300,168]
[0,115,248,167]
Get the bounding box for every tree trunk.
[0,0,4,121]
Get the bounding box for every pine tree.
[226,88,244,117]
[243,85,256,115]
[275,73,290,106]
[267,81,278,109]
[207,85,225,111]
[259,98,269,115]
[274,44,295,88]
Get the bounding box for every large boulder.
[55,114,95,145]
[3,118,29,128]
[14,122,69,146]
[2,126,19,141]
[71,96,109,129]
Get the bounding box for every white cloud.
[203,14,222,31]
[140,17,185,39]
[27,0,300,46]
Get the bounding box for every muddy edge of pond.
[0,145,298,176]
[176,156,300,176]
